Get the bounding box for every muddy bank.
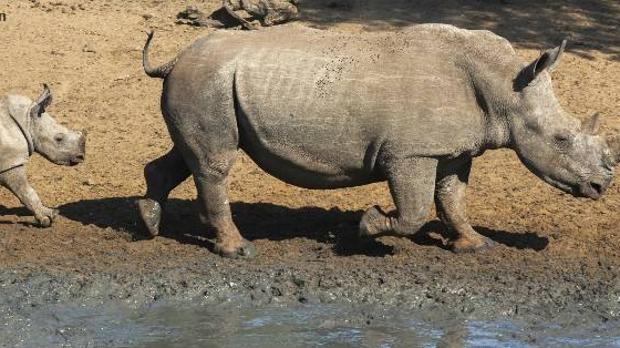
[2,247,620,344]
[1,236,619,319]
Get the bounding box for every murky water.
[4,302,620,347]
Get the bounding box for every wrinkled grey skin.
[0,85,86,227]
[139,24,620,258]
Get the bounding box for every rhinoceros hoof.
[214,239,257,259]
[359,205,388,238]
[137,198,162,237]
[449,235,496,254]
[35,208,58,228]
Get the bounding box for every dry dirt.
[0,0,619,326]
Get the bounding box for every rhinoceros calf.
[0,85,86,226]
[139,25,620,258]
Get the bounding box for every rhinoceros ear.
[514,40,566,91]
[535,40,566,73]
[29,83,53,117]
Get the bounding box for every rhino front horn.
[582,112,601,135]
[606,134,620,167]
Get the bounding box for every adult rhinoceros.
[139,24,619,258]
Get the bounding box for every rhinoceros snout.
[69,153,85,165]
[68,132,87,165]
[79,132,86,148]
[579,177,610,200]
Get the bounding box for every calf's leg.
[138,146,190,237]
[0,165,57,227]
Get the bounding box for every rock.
[82,44,96,53]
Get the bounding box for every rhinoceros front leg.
[435,159,495,253]
[138,146,191,237]
[360,157,437,238]
[0,165,58,227]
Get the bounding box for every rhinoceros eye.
[553,131,572,149]
[54,134,65,143]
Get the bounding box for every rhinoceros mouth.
[69,154,85,166]
[543,175,607,200]
[581,183,602,199]
[542,175,579,197]
[578,180,608,200]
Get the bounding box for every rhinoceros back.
[165,24,516,188]
[0,97,30,172]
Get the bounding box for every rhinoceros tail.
[143,30,177,79]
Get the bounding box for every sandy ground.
[0,0,619,333]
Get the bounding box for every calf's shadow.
[56,197,548,255]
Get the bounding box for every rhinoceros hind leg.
[189,150,256,258]
[435,159,496,253]
[138,147,190,237]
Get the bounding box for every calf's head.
[509,41,619,199]
[9,84,86,166]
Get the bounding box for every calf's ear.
[29,83,53,118]
[514,40,566,91]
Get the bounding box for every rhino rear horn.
[514,40,566,90]
[606,134,620,167]
[30,83,53,117]
[582,112,601,135]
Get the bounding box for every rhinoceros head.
[508,41,619,199]
[9,85,86,166]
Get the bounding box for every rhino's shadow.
[58,197,392,256]
[0,205,30,217]
[58,197,548,255]
[0,205,43,227]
